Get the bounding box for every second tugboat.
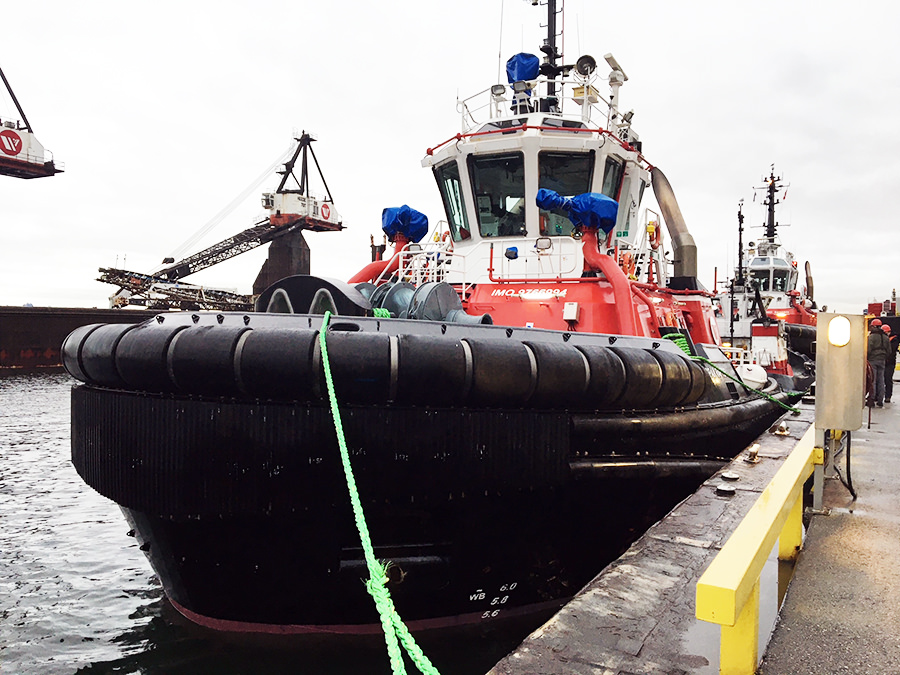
[65,4,797,636]
[717,168,817,391]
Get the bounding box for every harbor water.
[0,372,536,674]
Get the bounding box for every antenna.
[497,0,505,84]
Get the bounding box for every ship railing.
[4,149,48,166]
[457,73,622,134]
[396,246,454,286]
[695,425,823,674]
[393,222,475,297]
[722,346,754,365]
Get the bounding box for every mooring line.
[319,311,440,675]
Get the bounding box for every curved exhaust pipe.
[650,168,697,279]
[805,261,814,302]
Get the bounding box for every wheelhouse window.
[771,260,793,292]
[601,156,624,199]
[434,161,470,242]
[772,269,791,292]
[538,151,594,236]
[750,269,771,291]
[468,153,526,237]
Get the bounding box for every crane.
[99,132,341,310]
[0,64,63,179]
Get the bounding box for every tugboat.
[717,169,816,390]
[64,6,797,636]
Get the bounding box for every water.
[0,373,532,674]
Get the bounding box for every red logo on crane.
[0,130,23,156]
[321,203,331,220]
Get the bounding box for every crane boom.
[98,132,341,310]
[157,215,314,281]
[98,268,254,311]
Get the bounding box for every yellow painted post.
[778,490,803,562]
[719,577,760,675]
[696,426,821,674]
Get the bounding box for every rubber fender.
[115,322,188,392]
[523,341,590,408]
[61,323,104,383]
[463,339,535,407]
[575,345,627,407]
[683,359,709,404]
[394,334,469,406]
[78,323,140,389]
[169,325,251,395]
[236,328,319,400]
[609,347,663,408]
[319,330,392,404]
[646,350,694,407]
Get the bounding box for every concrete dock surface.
[759,401,900,674]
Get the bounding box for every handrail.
[695,425,823,674]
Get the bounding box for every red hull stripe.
[168,596,565,635]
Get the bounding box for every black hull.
[118,460,708,633]
[71,385,787,631]
[65,310,792,631]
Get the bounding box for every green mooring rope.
[319,312,440,675]
[372,307,391,318]
[662,333,801,414]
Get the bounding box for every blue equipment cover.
[382,205,429,243]
[536,188,619,234]
[506,53,540,84]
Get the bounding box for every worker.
[867,319,891,407]
[882,323,898,403]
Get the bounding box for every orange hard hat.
[883,324,892,333]
[872,318,883,326]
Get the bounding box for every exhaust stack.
[650,168,698,282]
[805,261,814,302]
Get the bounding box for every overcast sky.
[1,0,897,313]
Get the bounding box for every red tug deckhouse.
[350,51,720,348]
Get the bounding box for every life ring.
[621,252,636,277]
[649,222,661,250]
[321,203,331,220]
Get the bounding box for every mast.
[736,200,745,286]
[538,0,562,106]
[762,167,782,242]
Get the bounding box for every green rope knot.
[319,312,440,675]
[372,307,391,318]
[663,332,692,356]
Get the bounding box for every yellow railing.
[695,425,823,674]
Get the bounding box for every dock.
[759,402,900,674]
[489,396,900,674]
